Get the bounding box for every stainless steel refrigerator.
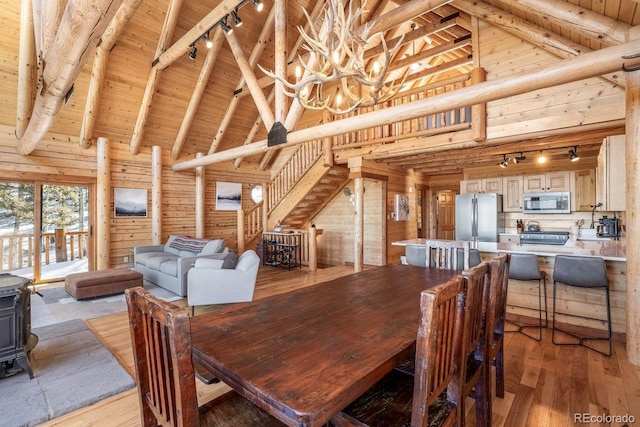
[455,193,504,243]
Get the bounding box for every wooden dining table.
[190,263,458,427]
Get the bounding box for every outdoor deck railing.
[0,231,89,271]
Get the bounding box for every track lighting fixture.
[251,0,264,12]
[512,153,526,163]
[219,16,233,35]
[499,154,509,168]
[569,146,580,162]
[537,152,547,164]
[204,32,213,49]
[231,9,243,27]
[188,45,197,60]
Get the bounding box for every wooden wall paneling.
[195,152,205,238]
[313,179,384,267]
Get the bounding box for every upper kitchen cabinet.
[502,175,523,212]
[574,169,596,211]
[460,178,503,194]
[523,171,571,193]
[596,135,626,212]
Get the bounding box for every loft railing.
[0,231,89,271]
[332,74,473,149]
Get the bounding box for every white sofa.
[187,250,260,308]
[134,235,228,296]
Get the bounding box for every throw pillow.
[221,251,238,269]
[200,239,225,255]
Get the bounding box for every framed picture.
[216,181,242,211]
[394,193,410,221]
[114,188,147,217]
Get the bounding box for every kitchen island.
[392,238,627,340]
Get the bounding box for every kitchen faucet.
[590,202,603,228]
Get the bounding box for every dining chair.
[125,287,285,427]
[330,274,466,427]
[426,240,471,270]
[455,261,492,427]
[485,254,510,404]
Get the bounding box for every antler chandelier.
[261,0,404,114]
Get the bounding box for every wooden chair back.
[459,262,490,361]
[487,253,510,352]
[411,275,466,426]
[426,240,470,270]
[125,287,199,427]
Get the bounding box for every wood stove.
[0,274,38,379]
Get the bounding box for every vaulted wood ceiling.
[9,0,640,176]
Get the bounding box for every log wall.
[0,127,268,270]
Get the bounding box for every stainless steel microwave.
[522,192,570,214]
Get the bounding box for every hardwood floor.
[39,264,640,427]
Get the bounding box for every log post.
[625,28,640,366]
[96,137,110,269]
[471,66,486,142]
[237,209,246,254]
[195,152,205,238]
[151,146,162,245]
[354,176,364,272]
[54,228,67,262]
[262,183,269,230]
[308,225,317,272]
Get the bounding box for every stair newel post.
[237,208,246,254]
[309,225,317,272]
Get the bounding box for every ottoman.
[65,269,143,300]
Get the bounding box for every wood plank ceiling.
[12,0,640,176]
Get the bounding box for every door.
[437,191,456,239]
[39,184,91,282]
[0,181,93,283]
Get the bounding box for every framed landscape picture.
[114,188,147,217]
[216,181,242,211]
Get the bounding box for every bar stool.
[552,255,612,356]
[506,253,547,341]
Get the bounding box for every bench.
[65,269,143,300]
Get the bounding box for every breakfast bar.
[393,238,627,340]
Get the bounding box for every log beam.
[80,0,145,149]
[15,0,123,156]
[153,0,242,70]
[224,29,274,131]
[625,27,640,366]
[16,0,36,140]
[96,137,110,270]
[171,27,225,160]
[500,0,629,46]
[274,0,288,124]
[208,6,276,156]
[130,0,183,155]
[172,40,640,171]
[151,146,162,245]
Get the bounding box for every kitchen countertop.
[392,237,626,262]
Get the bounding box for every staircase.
[270,160,349,229]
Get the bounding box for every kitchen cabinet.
[460,177,503,194]
[574,169,596,211]
[502,176,523,212]
[523,171,571,193]
[596,135,626,211]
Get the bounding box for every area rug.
[0,319,135,427]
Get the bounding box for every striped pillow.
[168,236,209,254]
